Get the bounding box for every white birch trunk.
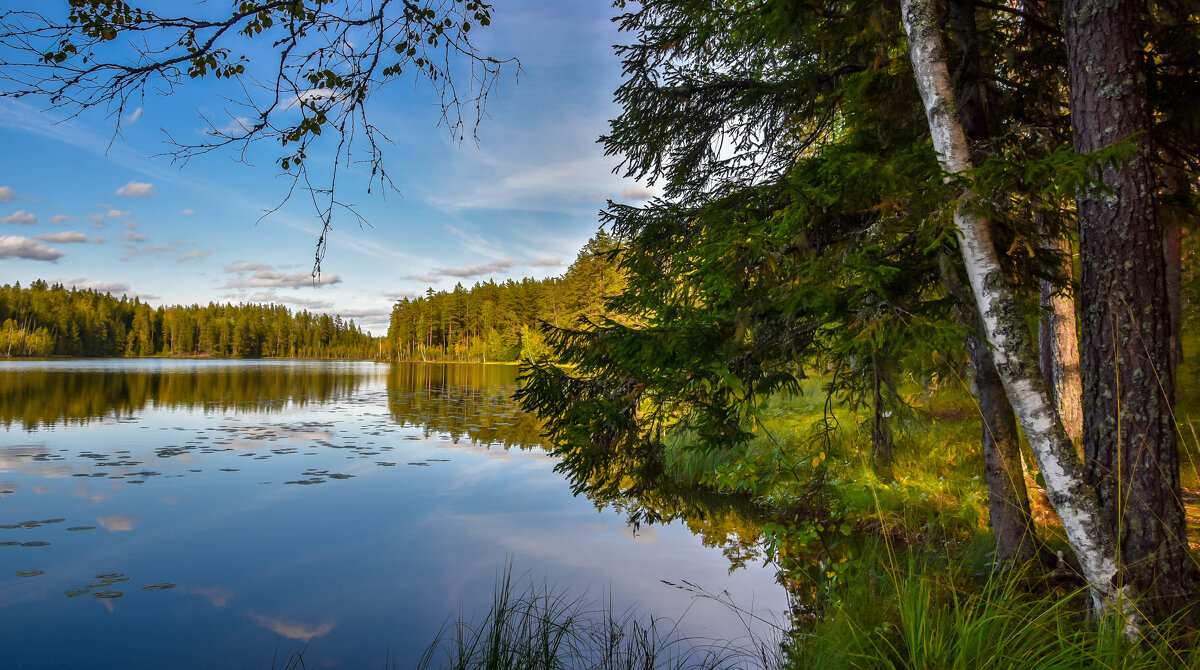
[899,0,1134,626]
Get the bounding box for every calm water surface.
[0,360,785,668]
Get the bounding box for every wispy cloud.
[402,273,441,284]
[115,181,156,198]
[620,185,658,201]
[34,231,89,243]
[0,186,16,202]
[0,236,63,260]
[107,208,129,218]
[126,107,143,123]
[226,267,341,288]
[225,261,272,273]
[246,291,333,310]
[51,277,130,294]
[179,209,196,216]
[2,210,37,225]
[524,257,563,267]
[182,249,212,260]
[124,231,148,242]
[436,258,517,278]
[49,215,70,224]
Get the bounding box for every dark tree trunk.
[947,0,1038,563]
[1064,0,1192,618]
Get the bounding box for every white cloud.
[225,269,341,289]
[34,231,88,243]
[178,209,196,216]
[124,231,148,242]
[0,236,63,260]
[127,107,143,123]
[225,261,272,273]
[91,235,104,243]
[2,210,37,225]
[246,291,333,310]
[620,185,658,201]
[115,181,156,198]
[385,290,420,300]
[402,273,441,284]
[0,186,16,202]
[49,215,70,224]
[124,221,138,229]
[107,209,129,218]
[182,249,212,261]
[88,214,104,225]
[524,257,563,267]
[436,258,517,278]
[52,278,130,294]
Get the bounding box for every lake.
[0,359,787,668]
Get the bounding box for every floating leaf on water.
[64,588,90,598]
[19,520,42,528]
[141,583,177,591]
[93,591,123,599]
[40,519,66,524]
[218,468,239,472]
[94,573,123,579]
[407,462,431,467]
[327,473,354,480]
[0,541,18,546]
[66,526,96,532]
[127,480,145,484]
[376,462,396,467]
[15,570,44,577]
[21,541,50,547]
[0,524,19,530]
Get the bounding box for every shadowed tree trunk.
[947,0,1038,563]
[1064,0,1192,620]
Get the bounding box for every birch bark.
[899,0,1132,621]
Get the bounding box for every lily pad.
[66,526,96,532]
[64,588,90,598]
[0,541,18,546]
[21,541,50,547]
[15,570,44,577]
[141,583,177,591]
[92,591,124,599]
[40,518,66,524]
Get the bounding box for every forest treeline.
[385,231,623,362]
[0,279,375,359]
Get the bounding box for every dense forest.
[386,231,623,362]
[0,279,375,359]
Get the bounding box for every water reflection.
[0,361,370,429]
[0,360,790,666]
[387,363,547,449]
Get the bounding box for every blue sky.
[0,1,652,334]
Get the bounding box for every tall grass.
[785,556,1200,670]
[413,566,778,670]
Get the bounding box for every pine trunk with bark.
[901,0,1134,623]
[1038,234,1083,446]
[1064,0,1192,619]
[946,0,1038,563]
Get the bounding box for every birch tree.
[899,0,1133,620]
